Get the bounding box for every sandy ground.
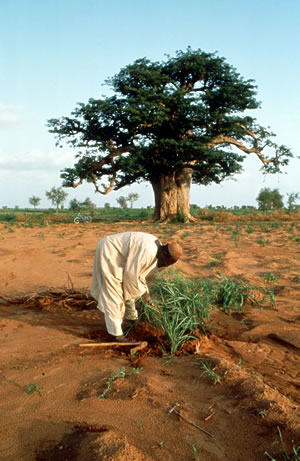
[0,220,299,460]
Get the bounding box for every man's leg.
[104,310,135,343]
[104,312,123,337]
[124,299,138,321]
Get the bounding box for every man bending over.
[91,231,183,342]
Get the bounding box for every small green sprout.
[26,382,41,396]
[99,367,141,399]
[199,360,221,385]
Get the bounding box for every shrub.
[0,213,17,222]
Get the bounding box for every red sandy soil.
[0,221,299,460]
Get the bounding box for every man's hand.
[143,292,153,306]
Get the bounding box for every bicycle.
[74,213,92,224]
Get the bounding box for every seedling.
[26,382,41,396]
[264,426,300,460]
[199,360,221,385]
[99,367,141,399]
[215,276,260,314]
[190,443,200,461]
[231,227,240,247]
[245,225,255,234]
[257,237,268,246]
[208,259,222,268]
[264,272,279,284]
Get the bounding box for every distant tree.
[69,197,96,213]
[286,192,299,212]
[45,187,68,212]
[256,188,284,211]
[104,202,111,210]
[28,195,41,209]
[82,197,96,211]
[126,192,139,208]
[116,196,128,209]
[69,198,82,212]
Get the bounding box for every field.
[0,217,299,460]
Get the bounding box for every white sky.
[0,0,299,209]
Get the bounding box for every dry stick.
[168,405,214,438]
[204,412,215,422]
[173,409,214,438]
[66,272,75,291]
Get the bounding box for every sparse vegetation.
[215,275,260,314]
[264,272,279,284]
[199,360,221,385]
[99,367,141,399]
[264,427,300,460]
[25,382,41,396]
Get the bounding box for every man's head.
[156,241,183,268]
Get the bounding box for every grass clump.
[136,272,274,354]
[215,275,260,314]
[139,273,216,355]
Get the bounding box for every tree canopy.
[48,48,293,220]
[45,187,68,212]
[29,195,41,209]
[256,188,284,211]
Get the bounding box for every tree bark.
[150,168,195,221]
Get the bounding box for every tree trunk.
[150,168,195,221]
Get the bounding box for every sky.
[0,0,299,209]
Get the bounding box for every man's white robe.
[91,232,159,336]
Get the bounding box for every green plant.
[212,252,225,259]
[264,272,279,284]
[190,443,200,461]
[264,426,300,460]
[257,237,267,246]
[208,259,222,268]
[99,367,141,399]
[26,382,41,395]
[139,273,216,355]
[231,226,240,247]
[215,276,260,314]
[0,213,17,222]
[262,288,276,307]
[199,360,221,384]
[181,231,191,239]
[291,274,300,284]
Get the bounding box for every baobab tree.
[48,48,292,221]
